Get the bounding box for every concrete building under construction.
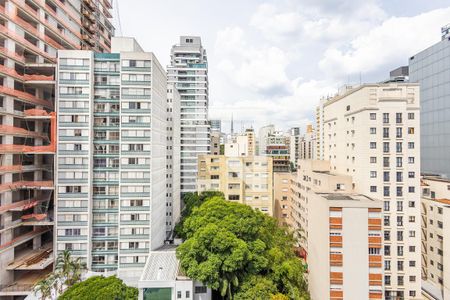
[0,0,113,298]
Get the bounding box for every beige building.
[318,83,422,299]
[197,155,273,215]
[273,172,292,227]
[210,132,220,155]
[300,125,316,160]
[290,160,383,300]
[420,176,450,300]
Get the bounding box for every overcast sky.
[114,0,450,133]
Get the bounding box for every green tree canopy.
[176,196,309,299]
[59,276,137,300]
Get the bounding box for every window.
[370,186,377,193]
[370,157,377,163]
[385,275,391,285]
[408,186,415,193]
[408,157,415,164]
[370,171,377,178]
[369,248,381,255]
[397,201,403,212]
[408,112,414,120]
[384,187,390,197]
[396,127,402,138]
[383,128,389,138]
[384,245,391,256]
[383,113,389,124]
[397,231,403,241]
[396,172,403,182]
[370,142,377,149]
[228,195,240,200]
[408,127,415,134]
[396,113,402,124]
[396,187,403,197]
[370,127,376,134]
[396,142,402,153]
[177,291,181,299]
[408,172,415,178]
[383,172,390,182]
[195,286,207,294]
[396,157,402,167]
[186,291,190,298]
[409,291,416,297]
[398,245,404,255]
[384,201,390,211]
[370,113,376,120]
[398,276,404,286]
[383,142,389,153]
[408,142,415,149]
[383,157,390,167]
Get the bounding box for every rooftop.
[318,193,381,208]
[139,245,181,282]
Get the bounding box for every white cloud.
[215,26,291,96]
[319,7,450,78]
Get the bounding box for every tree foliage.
[175,191,224,239]
[176,195,309,299]
[59,276,137,300]
[34,250,85,299]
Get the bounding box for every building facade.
[420,176,450,300]
[266,131,290,173]
[299,125,316,160]
[167,36,209,194]
[290,160,383,300]
[289,127,300,169]
[321,84,422,299]
[197,155,274,216]
[166,84,181,238]
[257,124,274,156]
[0,0,113,297]
[273,172,291,227]
[409,25,450,178]
[55,38,167,280]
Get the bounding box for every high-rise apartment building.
[55,38,167,281]
[168,36,209,194]
[420,176,450,300]
[210,119,221,133]
[290,160,383,300]
[197,155,274,216]
[299,125,316,160]
[321,83,421,299]
[266,131,290,173]
[166,83,181,238]
[409,25,450,178]
[289,127,300,169]
[0,0,113,296]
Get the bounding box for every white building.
[55,38,169,280]
[299,125,316,160]
[420,176,450,300]
[138,245,211,300]
[258,124,274,156]
[166,84,181,237]
[167,36,209,194]
[320,83,422,299]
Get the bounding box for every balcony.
[0,181,54,193]
[0,227,51,254]
[6,243,53,271]
[0,86,53,108]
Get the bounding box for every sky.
[114,0,450,133]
